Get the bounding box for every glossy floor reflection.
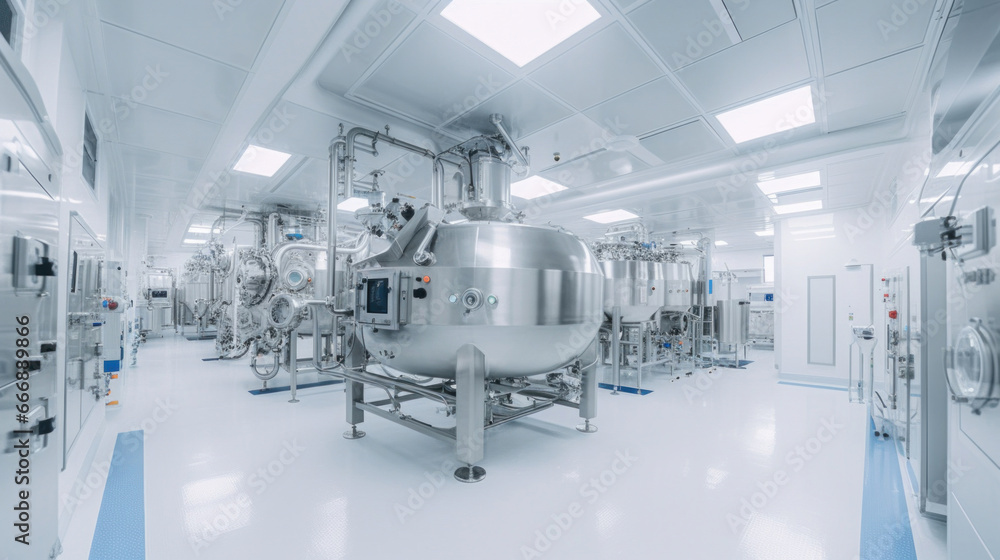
[61,336,943,559]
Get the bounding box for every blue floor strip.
[90,430,145,560]
[248,379,344,395]
[777,380,848,392]
[598,383,653,395]
[859,417,917,560]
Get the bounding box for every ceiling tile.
[628,0,735,70]
[97,0,284,70]
[675,21,810,111]
[824,49,921,131]
[540,150,650,188]
[119,145,204,183]
[317,0,419,95]
[254,102,358,160]
[530,24,662,110]
[723,0,797,40]
[116,103,220,160]
[443,81,573,139]
[639,121,726,163]
[583,77,699,137]
[353,24,514,127]
[817,0,935,74]
[102,24,248,123]
[518,114,611,172]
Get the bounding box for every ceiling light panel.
[756,171,822,196]
[936,162,972,178]
[773,200,823,215]
[337,197,370,212]
[511,176,568,199]
[583,209,639,224]
[715,85,815,143]
[441,0,601,67]
[233,145,292,177]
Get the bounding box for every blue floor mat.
[598,383,653,395]
[249,379,344,395]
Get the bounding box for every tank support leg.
[343,380,367,439]
[454,344,487,483]
[577,339,599,433]
[343,331,367,439]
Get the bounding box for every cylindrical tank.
[359,222,604,379]
[599,260,665,323]
[716,299,750,348]
[662,262,694,313]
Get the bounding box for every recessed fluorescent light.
[183,238,208,245]
[936,162,972,178]
[773,200,823,215]
[583,209,639,224]
[233,145,291,177]
[755,229,774,237]
[716,85,815,143]
[795,234,835,241]
[756,171,821,196]
[715,240,728,246]
[510,176,567,199]
[337,197,370,212]
[441,0,601,67]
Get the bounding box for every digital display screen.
[366,278,390,314]
[765,294,774,302]
[151,290,168,299]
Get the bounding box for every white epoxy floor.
[60,335,943,559]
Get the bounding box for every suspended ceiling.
[70,0,951,253]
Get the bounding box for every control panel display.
[151,289,168,299]
[366,278,390,315]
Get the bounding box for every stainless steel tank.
[600,260,665,323]
[662,262,694,313]
[715,299,750,347]
[357,218,604,379]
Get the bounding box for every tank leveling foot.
[454,465,486,483]
[576,419,598,433]
[343,425,366,439]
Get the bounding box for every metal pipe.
[267,213,280,251]
[412,223,438,266]
[312,309,325,368]
[433,157,442,208]
[489,114,529,172]
[611,305,621,395]
[328,136,346,308]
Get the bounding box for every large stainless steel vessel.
[354,134,603,379]
[715,299,750,349]
[357,218,604,378]
[599,260,665,323]
[593,229,695,322]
